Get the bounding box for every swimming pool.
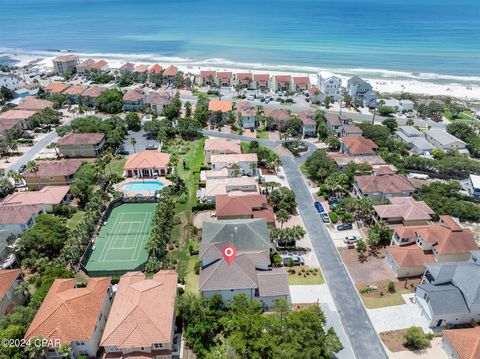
[122,181,165,192]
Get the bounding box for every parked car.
[18,164,26,173]
[336,223,353,231]
[314,201,325,213]
[117,147,129,155]
[328,197,340,209]
[145,144,158,150]
[343,235,359,244]
[265,99,270,104]
[282,255,305,266]
[321,213,330,223]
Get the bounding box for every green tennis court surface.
[85,202,156,276]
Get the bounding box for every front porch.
[125,167,169,178]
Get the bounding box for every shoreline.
[2,47,480,101]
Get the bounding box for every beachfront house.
[52,54,79,77]
[234,72,253,88]
[415,251,480,328]
[425,129,469,154]
[317,73,342,101]
[91,60,109,73]
[208,100,232,127]
[216,71,233,87]
[197,70,217,86]
[133,64,149,81]
[0,110,37,131]
[395,126,434,155]
[123,89,145,111]
[101,271,179,359]
[76,59,96,75]
[465,174,480,199]
[324,113,350,135]
[204,138,241,163]
[124,151,171,178]
[353,174,415,201]
[163,65,178,85]
[119,62,135,75]
[291,76,311,92]
[347,76,377,107]
[57,132,105,158]
[272,75,292,92]
[252,74,270,90]
[199,219,290,309]
[0,269,25,319]
[24,278,112,358]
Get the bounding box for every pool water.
[122,181,165,192]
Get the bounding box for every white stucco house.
[317,72,342,101]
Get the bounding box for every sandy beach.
[4,48,480,101]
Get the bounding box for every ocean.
[0,0,479,83]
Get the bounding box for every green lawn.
[361,288,411,309]
[288,270,325,285]
[108,157,127,177]
[67,210,86,229]
[192,91,218,98]
[256,129,269,140]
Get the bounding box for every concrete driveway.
[122,129,159,154]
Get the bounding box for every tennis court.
[85,202,156,276]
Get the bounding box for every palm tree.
[26,160,39,176]
[102,152,114,176]
[130,137,137,153]
[8,169,22,186]
[276,209,290,229]
[0,169,4,177]
[231,164,241,177]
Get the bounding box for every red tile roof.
[309,87,321,95]
[236,72,253,82]
[292,76,310,86]
[123,90,145,102]
[0,269,21,302]
[274,75,292,84]
[57,132,105,145]
[22,159,83,178]
[119,62,135,71]
[25,278,111,343]
[217,71,232,80]
[76,59,95,69]
[200,70,217,78]
[0,204,43,225]
[91,60,108,70]
[44,83,71,93]
[101,271,177,349]
[342,136,378,155]
[355,174,415,194]
[444,327,480,359]
[16,97,53,111]
[263,108,291,121]
[0,110,38,121]
[208,100,232,112]
[124,151,171,170]
[299,110,316,125]
[52,54,77,62]
[387,245,436,267]
[163,65,178,77]
[62,85,88,96]
[253,74,270,82]
[374,197,434,222]
[149,64,163,74]
[134,64,149,73]
[82,86,106,98]
[216,194,269,217]
[204,138,241,153]
[2,186,70,207]
[0,120,20,132]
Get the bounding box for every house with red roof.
[208,100,233,127]
[0,109,37,134]
[298,110,317,137]
[124,151,171,178]
[52,54,78,76]
[292,76,311,92]
[197,70,217,86]
[236,101,257,129]
[16,96,53,112]
[252,74,270,90]
[308,87,325,104]
[133,64,149,81]
[353,174,415,201]
[91,60,109,72]
[163,65,178,85]
[145,91,172,115]
[76,58,96,75]
[44,82,71,94]
[0,269,25,319]
[0,204,45,247]
[57,132,105,158]
[443,327,480,359]
[25,277,112,358]
[386,215,478,278]
[100,271,178,358]
[263,108,291,131]
[119,62,135,75]
[62,85,88,104]
[272,75,292,91]
[81,86,107,107]
[216,194,275,225]
[216,71,233,87]
[148,64,163,75]
[341,136,378,156]
[2,186,71,213]
[22,159,83,190]
[234,72,253,88]
[123,89,145,111]
[373,197,435,227]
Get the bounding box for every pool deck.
[116,177,172,197]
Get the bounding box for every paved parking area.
[367,298,431,333]
[122,129,160,154]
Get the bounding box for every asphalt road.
[202,130,388,358]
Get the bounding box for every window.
[153,343,164,349]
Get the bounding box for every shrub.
[52,204,77,218]
[177,287,185,295]
[387,281,396,293]
[194,260,201,275]
[404,327,431,350]
[329,212,338,223]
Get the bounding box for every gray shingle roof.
[201,219,272,251]
[398,126,422,137]
[418,283,470,315]
[425,129,466,146]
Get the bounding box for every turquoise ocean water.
[0,0,479,83]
